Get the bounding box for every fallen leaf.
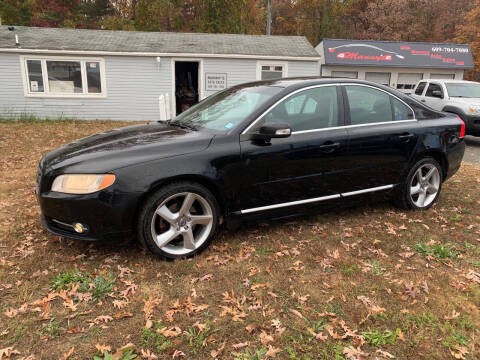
[0,347,20,359]
[61,347,75,360]
[259,331,274,345]
[376,349,395,359]
[444,310,460,320]
[140,349,158,360]
[95,344,111,353]
[265,345,281,358]
[172,350,186,358]
[232,342,248,350]
[343,346,369,359]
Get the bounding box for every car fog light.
[73,223,87,233]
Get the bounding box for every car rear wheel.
[138,182,219,259]
[395,157,443,210]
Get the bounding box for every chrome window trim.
[291,120,416,135]
[241,82,416,136]
[237,184,395,214]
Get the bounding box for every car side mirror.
[253,122,292,141]
[432,90,443,98]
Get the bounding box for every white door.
[365,72,391,86]
[397,73,423,93]
[331,71,358,79]
[430,73,455,79]
[423,82,445,110]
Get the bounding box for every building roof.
[317,39,474,69]
[0,26,319,59]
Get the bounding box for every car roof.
[420,79,479,84]
[252,76,388,89]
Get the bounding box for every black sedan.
[36,78,466,259]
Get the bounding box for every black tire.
[394,157,443,211]
[137,181,220,259]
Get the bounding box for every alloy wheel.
[150,192,213,256]
[409,163,440,208]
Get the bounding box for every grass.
[50,270,90,290]
[0,120,479,359]
[415,242,459,259]
[0,113,79,123]
[140,325,172,354]
[51,270,115,302]
[361,328,400,346]
[232,348,267,360]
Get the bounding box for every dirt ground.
[0,120,479,360]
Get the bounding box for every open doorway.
[174,61,199,115]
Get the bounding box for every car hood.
[41,122,215,173]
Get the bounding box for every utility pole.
[267,0,272,35]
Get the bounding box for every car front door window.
[262,86,339,132]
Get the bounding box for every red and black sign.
[321,39,473,69]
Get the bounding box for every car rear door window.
[415,82,427,95]
[263,86,339,132]
[392,98,414,120]
[345,85,393,125]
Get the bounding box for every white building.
[0,26,321,121]
[316,39,474,93]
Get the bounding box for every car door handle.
[420,99,426,103]
[319,142,341,152]
[398,133,415,142]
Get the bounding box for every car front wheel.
[138,182,219,259]
[395,157,443,210]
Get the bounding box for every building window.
[22,56,106,97]
[365,72,391,86]
[331,71,358,79]
[257,62,287,80]
[397,73,423,92]
[430,73,455,80]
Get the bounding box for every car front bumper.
[38,189,141,242]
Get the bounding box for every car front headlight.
[468,105,480,115]
[51,174,116,194]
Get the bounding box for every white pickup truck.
[411,79,480,136]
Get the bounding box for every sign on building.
[321,39,474,69]
[205,73,227,91]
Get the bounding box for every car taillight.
[456,115,465,138]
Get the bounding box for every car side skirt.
[236,184,395,215]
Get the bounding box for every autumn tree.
[456,0,480,80]
[293,0,345,44]
[348,0,472,42]
[0,0,33,25]
[30,0,81,27]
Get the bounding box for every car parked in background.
[412,79,480,136]
[36,78,466,259]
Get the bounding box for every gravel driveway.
[464,135,480,166]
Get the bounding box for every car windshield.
[171,85,283,131]
[445,83,480,98]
